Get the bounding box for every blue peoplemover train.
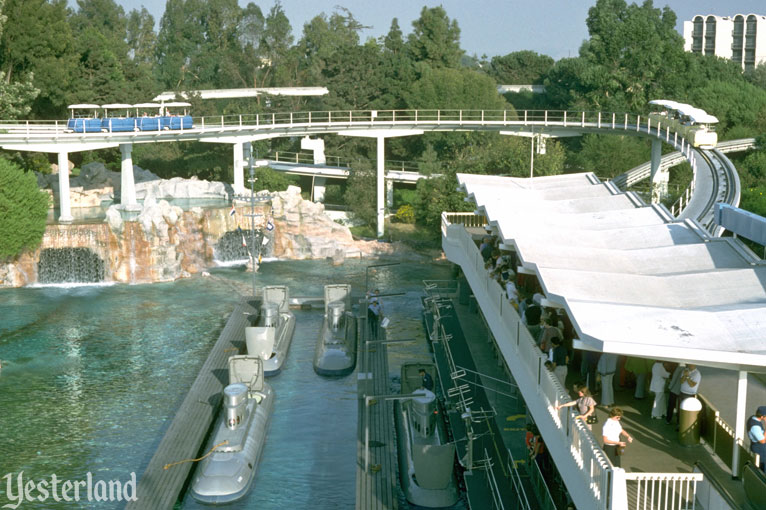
[66,102,193,133]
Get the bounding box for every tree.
[257,2,295,88]
[406,6,462,68]
[0,158,50,260]
[0,0,78,117]
[544,0,687,112]
[566,134,649,178]
[489,51,554,84]
[0,71,38,118]
[413,170,472,235]
[343,158,377,227]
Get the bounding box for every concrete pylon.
[233,142,245,196]
[338,129,423,238]
[120,143,138,208]
[301,136,326,164]
[313,176,327,202]
[57,151,73,223]
[650,139,668,203]
[377,136,385,238]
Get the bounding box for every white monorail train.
[648,99,718,149]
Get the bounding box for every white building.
[683,14,766,71]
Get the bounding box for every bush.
[0,158,50,261]
[393,204,416,223]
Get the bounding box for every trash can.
[678,397,702,446]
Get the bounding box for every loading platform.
[355,318,398,509]
[126,297,260,509]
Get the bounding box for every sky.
[102,0,764,60]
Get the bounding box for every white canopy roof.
[457,172,766,372]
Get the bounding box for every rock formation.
[0,181,385,287]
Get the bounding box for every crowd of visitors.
[475,233,766,485]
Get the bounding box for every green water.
[0,258,452,509]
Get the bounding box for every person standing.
[649,361,671,420]
[550,337,568,386]
[665,364,685,425]
[419,368,434,392]
[367,297,381,340]
[602,407,633,467]
[597,353,618,407]
[555,385,597,430]
[679,364,701,401]
[748,406,766,472]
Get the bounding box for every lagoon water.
[0,258,452,509]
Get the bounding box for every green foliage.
[343,159,377,227]
[393,188,418,208]
[256,166,297,192]
[406,6,462,68]
[322,184,344,205]
[567,134,649,178]
[393,204,415,223]
[0,0,78,117]
[0,158,50,260]
[0,71,39,119]
[413,170,473,235]
[738,149,766,189]
[488,51,554,84]
[687,80,766,138]
[739,186,766,218]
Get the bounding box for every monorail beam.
[57,151,73,223]
[650,139,667,203]
[377,136,385,238]
[233,142,245,196]
[120,143,138,209]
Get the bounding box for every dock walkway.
[126,297,259,510]
[355,318,398,510]
[424,295,533,509]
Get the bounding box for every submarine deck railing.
[428,295,533,509]
[425,285,562,510]
[125,297,258,510]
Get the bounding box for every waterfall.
[214,230,261,264]
[37,248,106,284]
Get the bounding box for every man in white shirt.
[679,364,701,400]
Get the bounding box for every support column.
[120,143,138,209]
[57,151,73,223]
[377,136,385,238]
[386,179,394,209]
[313,176,327,203]
[233,142,245,196]
[650,139,667,203]
[301,136,326,164]
[732,370,748,478]
[338,128,423,239]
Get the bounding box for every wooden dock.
[126,297,260,510]
[355,318,398,510]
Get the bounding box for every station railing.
[440,212,707,510]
